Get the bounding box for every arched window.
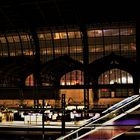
[60,70,84,85]
[98,68,133,97]
[25,74,34,86]
[98,68,133,84]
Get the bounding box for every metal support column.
[136,20,140,95]
[80,24,90,113]
[30,28,41,107]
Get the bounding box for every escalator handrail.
[77,103,140,140]
[57,95,140,140]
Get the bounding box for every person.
[70,111,75,121]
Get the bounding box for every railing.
[56,95,140,140]
[76,103,140,140]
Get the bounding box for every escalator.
[57,95,140,140]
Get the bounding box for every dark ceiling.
[0,0,138,32]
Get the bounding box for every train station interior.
[0,0,140,139]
